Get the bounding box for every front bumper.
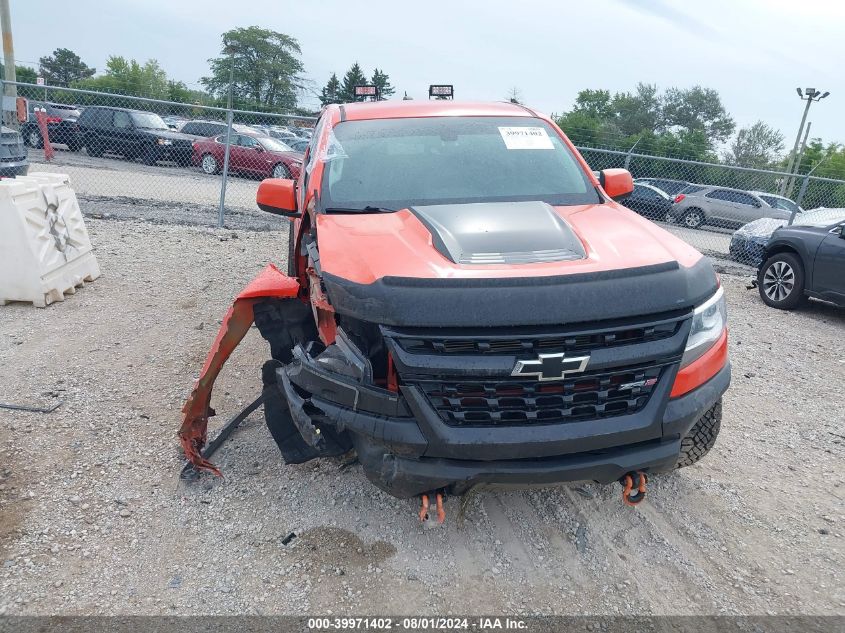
[279,344,731,498]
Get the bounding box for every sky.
[8,0,845,146]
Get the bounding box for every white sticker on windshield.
[498,126,554,150]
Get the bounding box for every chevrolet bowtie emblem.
[511,352,591,382]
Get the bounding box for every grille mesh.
[413,364,665,427]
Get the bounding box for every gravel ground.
[0,217,843,617]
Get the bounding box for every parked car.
[177,120,253,140]
[77,106,195,166]
[286,138,310,153]
[623,182,673,220]
[750,191,803,216]
[729,218,788,267]
[732,207,845,268]
[163,115,189,131]
[22,100,82,151]
[633,178,691,197]
[191,132,302,179]
[757,208,845,309]
[0,126,28,177]
[668,186,795,230]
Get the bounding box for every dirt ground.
[0,218,843,616]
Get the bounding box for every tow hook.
[418,491,447,524]
[619,471,648,507]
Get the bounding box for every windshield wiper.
[323,206,397,214]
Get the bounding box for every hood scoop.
[409,201,586,265]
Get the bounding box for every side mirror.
[257,178,300,218]
[599,168,634,201]
[254,145,264,152]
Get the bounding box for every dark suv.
[77,106,194,166]
[22,101,82,151]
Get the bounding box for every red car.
[192,132,303,179]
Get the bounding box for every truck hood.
[315,202,718,327]
[318,201,705,284]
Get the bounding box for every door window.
[732,193,757,207]
[113,111,132,129]
[238,135,259,148]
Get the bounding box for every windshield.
[792,207,845,227]
[257,136,294,152]
[760,195,800,214]
[130,112,169,130]
[321,116,599,210]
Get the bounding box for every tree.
[571,89,614,120]
[201,26,304,111]
[319,73,342,105]
[7,64,36,84]
[78,56,169,98]
[339,63,367,102]
[611,83,661,137]
[661,86,735,145]
[371,68,394,99]
[723,121,784,168]
[38,48,95,86]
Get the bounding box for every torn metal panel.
[178,264,300,476]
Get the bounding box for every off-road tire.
[683,208,705,230]
[675,399,722,469]
[758,252,807,310]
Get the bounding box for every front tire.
[272,162,291,179]
[86,142,103,158]
[675,399,722,469]
[683,208,705,229]
[758,252,806,310]
[201,154,219,174]
[27,129,44,149]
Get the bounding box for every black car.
[78,106,194,166]
[757,209,845,309]
[623,182,673,220]
[22,101,82,151]
[633,177,691,197]
[0,126,28,177]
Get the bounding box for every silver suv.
[667,185,798,229]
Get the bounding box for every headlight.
[681,286,726,367]
[157,138,172,146]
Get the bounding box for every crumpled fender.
[179,264,300,475]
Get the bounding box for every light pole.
[780,87,829,195]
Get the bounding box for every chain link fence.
[4,80,315,229]
[6,80,845,268]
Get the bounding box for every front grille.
[396,319,680,355]
[414,364,665,427]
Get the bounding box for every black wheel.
[682,208,705,229]
[675,399,722,469]
[26,128,44,149]
[86,142,103,158]
[66,141,81,152]
[758,252,807,310]
[272,162,292,179]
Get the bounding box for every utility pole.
[217,46,236,228]
[785,121,811,198]
[780,87,829,195]
[0,0,18,128]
